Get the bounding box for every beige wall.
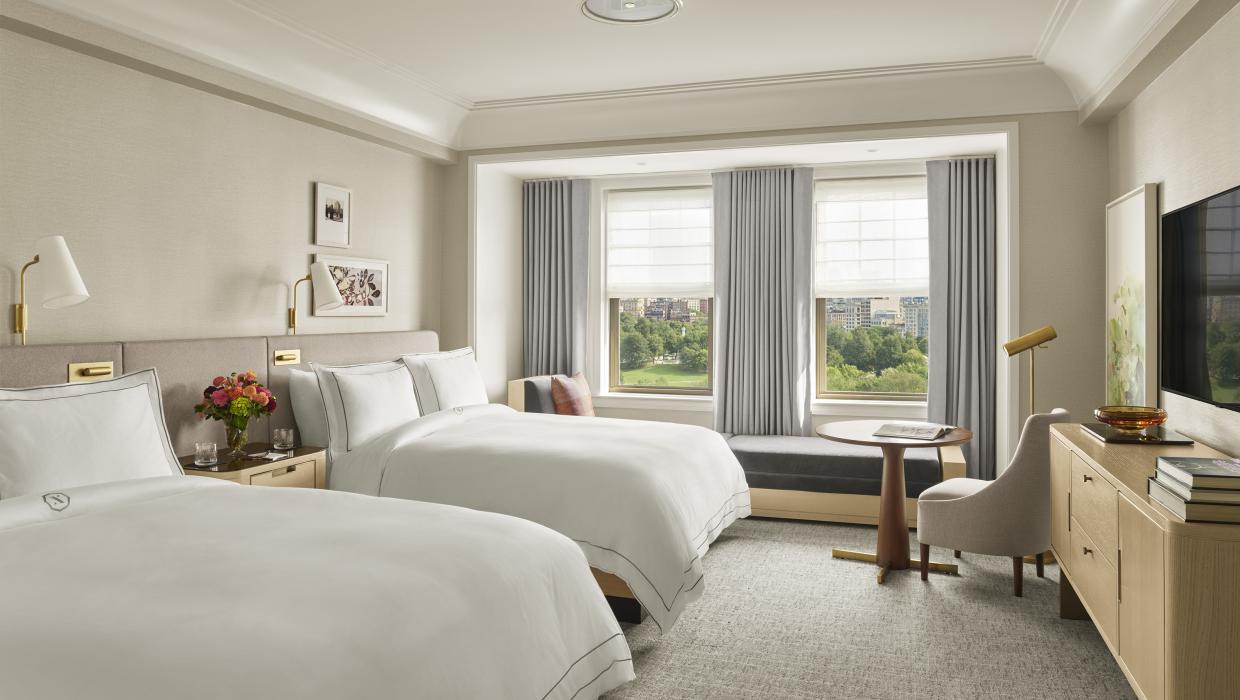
[0,28,445,346]
[444,112,1111,440]
[1110,3,1240,453]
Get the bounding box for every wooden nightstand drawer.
[1070,516,1117,646]
[248,460,316,488]
[1071,454,1117,564]
[181,444,326,489]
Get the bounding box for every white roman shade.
[605,187,713,297]
[814,176,928,297]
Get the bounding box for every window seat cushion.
[726,434,942,498]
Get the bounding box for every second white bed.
[328,404,752,632]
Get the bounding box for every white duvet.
[0,476,633,700]
[330,404,752,632]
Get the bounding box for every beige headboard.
[0,330,439,455]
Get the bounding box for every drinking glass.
[194,442,218,466]
[272,428,295,450]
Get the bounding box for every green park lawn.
[619,362,709,389]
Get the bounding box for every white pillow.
[313,361,420,458]
[287,368,329,449]
[401,347,488,413]
[0,369,182,499]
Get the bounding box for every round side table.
[815,420,973,584]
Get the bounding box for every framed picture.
[314,182,351,248]
[313,254,388,317]
[1104,183,1159,405]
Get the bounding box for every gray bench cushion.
[522,377,556,414]
[727,434,941,498]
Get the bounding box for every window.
[606,188,713,394]
[814,177,930,400]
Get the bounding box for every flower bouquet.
[193,370,277,459]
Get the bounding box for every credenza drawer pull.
[1082,474,1093,483]
[1082,546,1093,556]
[271,465,296,478]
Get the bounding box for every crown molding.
[1078,0,1182,104]
[232,0,474,109]
[470,56,1043,110]
[1033,0,1079,60]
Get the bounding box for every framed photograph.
[313,254,388,317]
[1104,183,1158,405]
[314,182,351,248]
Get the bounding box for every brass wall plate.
[68,361,114,383]
[273,349,301,366]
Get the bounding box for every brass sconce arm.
[288,274,312,335]
[13,255,40,346]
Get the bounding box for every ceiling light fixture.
[581,0,683,24]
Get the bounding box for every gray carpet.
[606,517,1134,699]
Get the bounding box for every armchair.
[917,409,1071,596]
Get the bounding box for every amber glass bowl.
[1094,406,1167,431]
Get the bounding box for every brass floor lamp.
[1003,325,1058,416]
[1003,324,1058,566]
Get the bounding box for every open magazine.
[872,421,955,440]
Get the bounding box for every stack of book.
[1149,456,1240,523]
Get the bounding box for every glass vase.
[225,423,249,460]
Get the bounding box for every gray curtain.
[713,167,813,436]
[522,179,589,377]
[927,158,997,479]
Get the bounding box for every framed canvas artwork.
[1104,183,1158,405]
[314,182,351,248]
[313,254,388,317]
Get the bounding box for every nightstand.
[180,444,327,489]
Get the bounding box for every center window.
[605,187,713,395]
[814,176,930,400]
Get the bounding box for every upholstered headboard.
[0,330,439,455]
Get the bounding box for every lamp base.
[13,303,27,345]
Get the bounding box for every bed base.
[592,568,646,624]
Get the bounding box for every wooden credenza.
[1050,425,1240,700]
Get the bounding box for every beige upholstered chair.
[917,409,1071,596]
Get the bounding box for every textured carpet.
[605,517,1134,700]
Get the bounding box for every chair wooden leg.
[1013,557,1024,597]
[953,550,961,558]
[920,544,929,581]
[1036,552,1045,578]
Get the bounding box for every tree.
[682,346,709,372]
[620,332,652,370]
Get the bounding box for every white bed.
[308,355,752,633]
[0,370,634,699]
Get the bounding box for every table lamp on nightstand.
[287,260,343,335]
[1003,325,1058,417]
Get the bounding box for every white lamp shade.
[309,260,344,311]
[34,236,89,309]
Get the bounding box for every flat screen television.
[1162,184,1240,410]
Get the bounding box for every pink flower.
[211,389,230,407]
[254,393,269,407]
[212,376,226,386]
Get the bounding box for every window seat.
[726,434,966,527]
[726,434,941,497]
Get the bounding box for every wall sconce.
[1003,325,1058,416]
[287,260,343,334]
[13,236,90,346]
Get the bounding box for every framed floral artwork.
[314,182,351,248]
[1104,183,1158,405]
[313,254,388,317]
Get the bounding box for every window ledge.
[811,399,928,419]
[592,393,713,413]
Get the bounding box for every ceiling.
[245,0,1058,104]
[16,0,1214,151]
